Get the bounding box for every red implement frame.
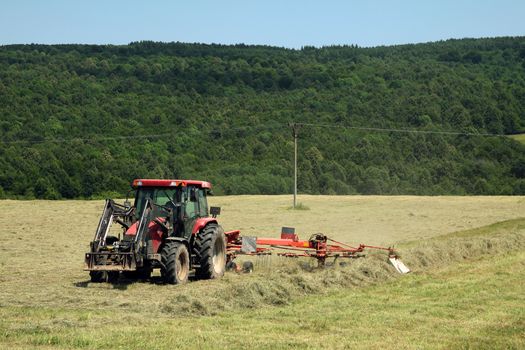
[225,229,397,266]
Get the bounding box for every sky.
[0,0,524,48]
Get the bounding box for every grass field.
[211,195,525,244]
[0,196,524,349]
[509,133,525,144]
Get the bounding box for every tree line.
[0,37,524,198]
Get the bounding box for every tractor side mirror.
[210,206,221,218]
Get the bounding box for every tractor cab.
[130,179,211,238]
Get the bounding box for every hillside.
[1,37,525,198]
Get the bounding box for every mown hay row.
[159,220,525,316]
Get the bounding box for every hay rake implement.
[225,227,411,274]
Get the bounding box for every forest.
[0,37,524,198]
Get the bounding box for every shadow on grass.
[73,274,198,289]
[73,277,141,290]
[74,280,90,288]
[72,279,132,290]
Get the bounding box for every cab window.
[198,189,208,217]
[184,187,198,218]
[135,188,177,218]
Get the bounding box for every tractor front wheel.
[161,241,190,285]
[89,270,107,283]
[89,254,109,283]
[194,224,226,279]
[89,236,119,283]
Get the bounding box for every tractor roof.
[132,179,212,189]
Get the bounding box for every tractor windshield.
[134,187,179,218]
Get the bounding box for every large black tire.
[89,236,119,283]
[107,271,119,283]
[123,261,151,281]
[136,262,152,280]
[89,270,107,283]
[161,241,190,285]
[194,224,226,279]
[90,254,108,283]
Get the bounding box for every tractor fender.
[191,218,218,235]
[125,218,166,254]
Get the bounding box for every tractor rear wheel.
[194,224,226,279]
[161,241,190,285]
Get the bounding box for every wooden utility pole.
[290,123,302,209]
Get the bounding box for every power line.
[0,120,509,145]
[294,122,507,138]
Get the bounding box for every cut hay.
[158,219,525,316]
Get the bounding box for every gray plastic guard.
[241,236,257,253]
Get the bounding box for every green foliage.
[0,38,525,198]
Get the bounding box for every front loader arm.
[91,199,133,252]
[133,199,154,252]
[85,198,173,272]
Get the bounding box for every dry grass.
[0,196,524,349]
[0,196,523,309]
[0,220,523,349]
[211,195,524,245]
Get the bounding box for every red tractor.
[85,179,226,284]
